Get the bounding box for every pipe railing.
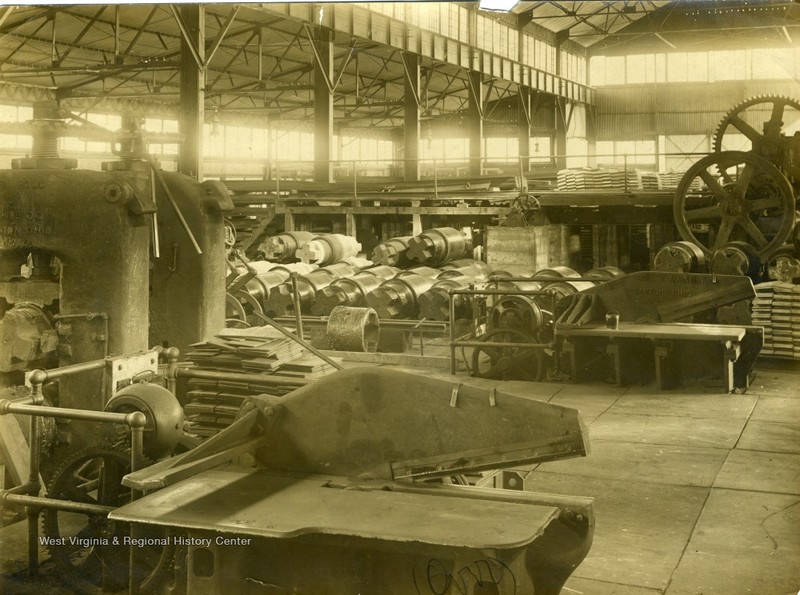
[447,275,615,376]
[0,362,147,576]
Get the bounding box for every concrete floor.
[1,360,798,594]
[463,360,800,595]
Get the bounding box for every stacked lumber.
[183,326,339,437]
[752,282,800,359]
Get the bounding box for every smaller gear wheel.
[712,95,800,173]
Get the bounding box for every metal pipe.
[290,272,305,340]
[26,359,106,385]
[449,288,552,297]
[3,493,114,515]
[449,286,456,375]
[251,310,345,371]
[453,339,552,349]
[175,367,308,386]
[27,407,40,574]
[0,401,143,425]
[164,347,180,395]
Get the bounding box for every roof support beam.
[55,6,106,66]
[206,5,240,67]
[170,4,205,71]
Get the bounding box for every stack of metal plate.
[752,281,800,359]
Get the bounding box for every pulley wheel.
[471,328,545,382]
[674,150,796,259]
[489,295,544,336]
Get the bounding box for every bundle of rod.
[242,262,317,309]
[296,233,362,265]
[439,258,492,278]
[266,261,361,316]
[367,271,438,319]
[326,306,380,352]
[417,275,477,321]
[371,236,413,267]
[406,227,472,266]
[653,241,706,273]
[258,231,315,263]
[312,266,400,316]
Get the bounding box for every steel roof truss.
[55,6,107,67]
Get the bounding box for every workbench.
[556,322,763,393]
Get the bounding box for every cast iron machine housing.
[0,104,231,473]
[114,367,595,595]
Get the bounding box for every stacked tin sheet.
[752,282,800,359]
[183,326,339,437]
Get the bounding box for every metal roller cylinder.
[326,306,380,353]
[242,262,318,307]
[545,281,594,301]
[372,236,413,267]
[361,265,402,281]
[340,255,374,270]
[312,272,387,316]
[653,241,707,273]
[266,262,359,316]
[584,266,626,280]
[417,275,476,321]
[241,261,278,275]
[397,266,441,279]
[259,231,315,263]
[406,227,471,266]
[533,266,581,279]
[366,273,436,319]
[710,241,762,278]
[439,258,491,279]
[296,234,362,265]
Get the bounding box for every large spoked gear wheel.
[41,447,171,594]
[42,448,132,593]
[471,328,546,382]
[713,95,800,169]
[674,150,796,259]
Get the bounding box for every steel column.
[178,4,204,180]
[467,70,483,177]
[402,52,420,182]
[555,97,567,170]
[313,28,333,183]
[518,87,531,174]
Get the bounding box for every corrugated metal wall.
[595,80,800,139]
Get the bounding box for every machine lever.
[147,156,203,256]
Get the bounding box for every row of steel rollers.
[653,240,800,282]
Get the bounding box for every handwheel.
[674,151,796,259]
[471,328,545,382]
